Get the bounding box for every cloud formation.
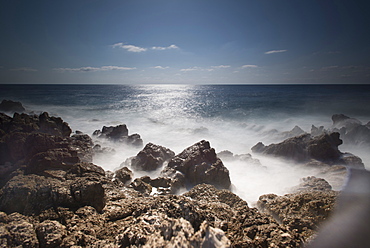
[54,66,136,72]
[211,65,231,69]
[264,50,287,54]
[151,44,179,50]
[112,43,147,52]
[151,66,169,69]
[112,43,179,52]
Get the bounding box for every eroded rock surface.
[161,140,231,191]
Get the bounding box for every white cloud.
[151,66,169,69]
[112,43,179,52]
[54,66,136,72]
[112,43,147,52]
[180,67,200,72]
[211,65,231,69]
[151,44,179,50]
[241,65,258,69]
[10,67,38,72]
[264,50,287,54]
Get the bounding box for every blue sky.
[1,0,370,84]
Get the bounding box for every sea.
[1,84,370,205]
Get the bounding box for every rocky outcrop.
[129,143,175,171]
[0,109,355,247]
[257,177,338,242]
[0,162,106,215]
[252,132,364,168]
[161,140,231,192]
[0,100,25,113]
[93,124,143,147]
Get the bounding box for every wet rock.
[114,166,133,185]
[252,133,344,164]
[93,124,143,147]
[0,99,25,113]
[161,140,231,191]
[130,143,175,171]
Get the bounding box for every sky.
[1,0,370,84]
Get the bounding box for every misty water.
[1,84,370,205]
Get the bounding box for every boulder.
[114,166,133,185]
[252,133,344,164]
[0,100,25,113]
[130,143,175,171]
[161,140,231,191]
[93,124,143,146]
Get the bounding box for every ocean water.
[1,84,370,204]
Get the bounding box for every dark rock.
[130,143,175,171]
[161,140,231,191]
[93,124,143,147]
[36,220,67,248]
[114,166,133,185]
[129,178,152,196]
[0,100,25,113]
[252,133,344,164]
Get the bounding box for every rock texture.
[252,132,364,168]
[93,124,143,147]
[161,140,231,191]
[257,177,338,242]
[0,108,355,247]
[129,143,175,171]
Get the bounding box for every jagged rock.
[0,100,25,113]
[2,212,39,247]
[114,166,133,185]
[130,143,175,171]
[0,171,106,215]
[281,125,306,139]
[93,124,143,146]
[161,140,231,191]
[252,133,346,164]
[129,178,152,196]
[331,114,370,145]
[36,220,67,248]
[257,190,338,242]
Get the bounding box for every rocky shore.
[0,100,369,247]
